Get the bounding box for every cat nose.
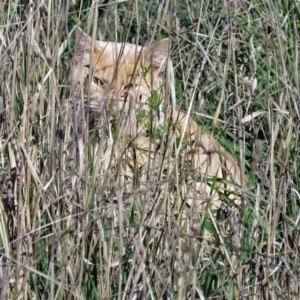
[87,95,110,112]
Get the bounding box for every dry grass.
[0,0,300,299]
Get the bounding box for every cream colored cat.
[71,27,241,216]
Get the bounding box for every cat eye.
[93,77,106,87]
[124,83,133,90]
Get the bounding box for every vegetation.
[0,0,300,299]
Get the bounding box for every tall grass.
[0,0,300,299]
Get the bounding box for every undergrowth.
[0,0,300,299]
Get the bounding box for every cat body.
[71,27,241,216]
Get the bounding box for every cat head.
[71,27,170,112]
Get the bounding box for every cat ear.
[145,38,170,75]
[72,27,93,62]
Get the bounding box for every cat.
[70,27,241,227]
